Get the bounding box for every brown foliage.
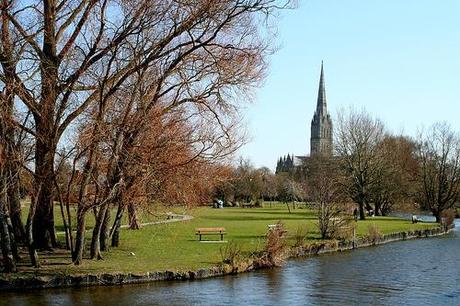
[335,108,385,220]
[330,217,355,241]
[293,224,309,247]
[260,221,287,267]
[440,209,455,232]
[220,241,243,266]
[416,123,460,222]
[367,223,383,245]
[2,0,292,251]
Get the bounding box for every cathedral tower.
[310,62,333,156]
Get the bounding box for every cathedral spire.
[310,61,333,156]
[316,61,327,115]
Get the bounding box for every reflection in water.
[2,221,459,306]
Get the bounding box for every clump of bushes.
[331,217,355,241]
[258,221,287,267]
[367,223,383,245]
[220,241,242,266]
[294,224,309,247]
[440,209,455,232]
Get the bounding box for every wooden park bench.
[241,203,255,208]
[195,227,226,241]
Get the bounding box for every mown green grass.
[10,202,438,277]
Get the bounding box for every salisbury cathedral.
[276,62,333,173]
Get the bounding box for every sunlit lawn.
[11,202,438,277]
[21,201,167,232]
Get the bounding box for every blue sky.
[238,0,460,170]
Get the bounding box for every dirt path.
[120,213,194,228]
[56,213,194,235]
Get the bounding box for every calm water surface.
[2,220,459,306]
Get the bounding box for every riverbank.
[0,204,444,291]
[0,226,451,291]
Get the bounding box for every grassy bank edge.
[0,225,451,291]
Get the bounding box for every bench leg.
[220,233,223,241]
[199,234,202,241]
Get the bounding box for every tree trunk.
[65,189,74,252]
[359,201,366,220]
[33,139,58,249]
[25,222,39,268]
[0,215,16,273]
[33,1,60,249]
[111,226,120,248]
[128,202,140,230]
[435,213,441,223]
[100,206,111,251]
[6,214,20,261]
[54,179,70,249]
[72,207,87,265]
[7,172,25,244]
[285,201,291,214]
[0,0,21,265]
[90,204,109,260]
[25,188,40,268]
[110,202,125,247]
[0,184,16,273]
[374,202,382,216]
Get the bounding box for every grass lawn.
[20,201,170,232]
[10,202,438,277]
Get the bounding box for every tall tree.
[415,123,460,222]
[335,108,385,220]
[371,135,417,215]
[1,0,291,249]
[307,155,347,239]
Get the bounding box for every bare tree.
[71,0,294,264]
[335,108,385,220]
[304,155,347,239]
[233,158,261,203]
[0,0,27,271]
[371,135,417,215]
[276,173,302,213]
[259,167,278,202]
[0,146,16,272]
[0,0,292,251]
[415,122,460,222]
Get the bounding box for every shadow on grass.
[55,225,94,232]
[360,217,414,222]
[224,236,266,242]
[203,215,309,222]
[186,239,227,242]
[218,209,317,217]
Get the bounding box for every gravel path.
[56,213,194,235]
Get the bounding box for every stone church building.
[276,62,333,173]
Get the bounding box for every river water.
[2,220,459,306]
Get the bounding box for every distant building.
[275,154,294,174]
[276,62,333,174]
[310,62,333,156]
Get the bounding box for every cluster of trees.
[214,158,306,207]
[334,109,460,223]
[307,109,460,237]
[218,109,460,240]
[214,159,277,205]
[0,0,291,272]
